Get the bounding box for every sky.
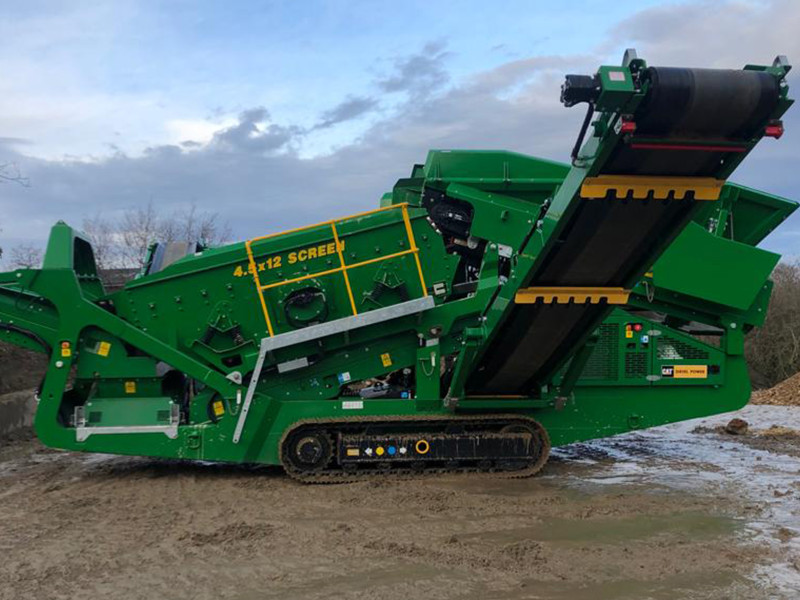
[1,0,800,259]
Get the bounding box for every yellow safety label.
[346,447,360,457]
[232,240,345,278]
[381,353,393,367]
[124,381,137,394]
[212,400,225,417]
[61,347,72,358]
[661,365,708,379]
[625,330,633,339]
[97,341,111,357]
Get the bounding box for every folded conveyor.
[467,60,787,395]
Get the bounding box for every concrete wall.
[0,391,36,441]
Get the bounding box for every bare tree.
[82,202,231,270]
[8,243,42,268]
[171,204,232,248]
[81,214,117,271]
[0,162,29,187]
[746,261,800,387]
[0,163,29,260]
[119,202,160,268]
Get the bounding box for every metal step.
[74,403,179,441]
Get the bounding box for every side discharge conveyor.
[0,51,795,482]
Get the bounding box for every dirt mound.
[0,343,47,394]
[756,425,800,438]
[750,371,800,406]
[0,390,37,445]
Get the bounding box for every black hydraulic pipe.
[571,103,595,164]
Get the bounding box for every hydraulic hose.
[0,323,52,354]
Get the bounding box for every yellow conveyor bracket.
[581,175,725,201]
[515,287,631,305]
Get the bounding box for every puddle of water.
[457,511,739,547]
[552,405,800,595]
[511,570,749,600]
[435,475,584,500]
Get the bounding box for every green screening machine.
[1,51,796,481]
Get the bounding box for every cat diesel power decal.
[232,240,345,277]
[661,365,709,379]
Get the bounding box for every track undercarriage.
[281,415,551,483]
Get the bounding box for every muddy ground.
[1,403,799,600]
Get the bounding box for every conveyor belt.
[468,185,703,394]
[465,66,782,396]
[605,67,781,177]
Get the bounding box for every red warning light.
[619,120,637,134]
[633,323,643,332]
[765,122,784,139]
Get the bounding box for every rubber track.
[279,414,551,484]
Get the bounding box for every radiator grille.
[581,323,619,380]
[625,351,648,379]
[657,336,710,361]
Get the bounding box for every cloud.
[0,44,587,255]
[209,108,300,154]
[377,41,451,96]
[166,118,237,146]
[313,96,379,130]
[1,1,799,260]
[0,137,32,148]
[607,0,800,68]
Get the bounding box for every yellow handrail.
[248,203,407,244]
[245,203,427,336]
[245,239,274,337]
[330,221,358,315]
[401,204,428,298]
